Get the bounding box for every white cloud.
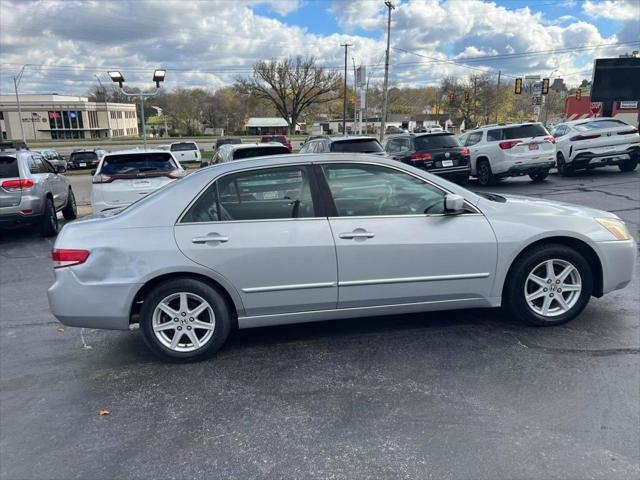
[583,0,639,20]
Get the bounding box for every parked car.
[552,118,639,176]
[48,153,635,361]
[383,132,471,185]
[202,143,290,166]
[67,149,104,169]
[1,148,77,236]
[459,122,556,186]
[385,126,404,134]
[260,135,292,152]
[169,141,201,163]
[299,136,385,155]
[302,135,327,145]
[90,149,185,213]
[35,149,66,172]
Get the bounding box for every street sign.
[533,106,541,115]
[533,82,542,95]
[356,66,366,87]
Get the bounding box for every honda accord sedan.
[47,153,636,361]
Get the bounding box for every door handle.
[338,231,375,240]
[192,234,229,244]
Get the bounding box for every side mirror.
[90,169,96,176]
[444,194,465,214]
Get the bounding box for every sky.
[0,0,638,95]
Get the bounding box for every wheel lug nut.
[187,326,192,331]
[557,288,562,292]
[181,312,186,316]
[549,293,554,297]
[556,280,560,284]
[547,279,552,284]
[543,288,548,292]
[177,326,182,330]
[189,317,194,322]
[174,318,179,322]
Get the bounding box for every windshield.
[262,136,286,144]
[70,152,97,161]
[414,134,460,149]
[0,156,19,178]
[232,146,290,160]
[330,139,383,153]
[100,153,176,175]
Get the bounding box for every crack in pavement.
[503,331,640,357]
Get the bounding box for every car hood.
[478,193,618,220]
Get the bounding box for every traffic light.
[449,92,455,103]
[576,88,582,100]
[514,78,522,95]
[541,78,549,95]
[464,91,470,102]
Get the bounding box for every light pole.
[13,65,26,143]
[340,43,352,135]
[107,69,165,149]
[95,74,111,139]
[543,67,559,126]
[380,0,394,140]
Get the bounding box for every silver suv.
[459,122,556,186]
[0,147,77,236]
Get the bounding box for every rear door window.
[100,152,176,175]
[330,139,383,153]
[502,124,548,139]
[414,134,460,150]
[0,156,19,178]
[487,129,503,142]
[181,166,316,222]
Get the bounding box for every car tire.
[139,278,232,362]
[40,197,59,237]
[62,189,77,220]
[504,243,593,327]
[618,159,638,172]
[556,152,573,176]
[529,170,549,182]
[476,160,495,186]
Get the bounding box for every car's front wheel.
[618,158,638,172]
[139,278,232,362]
[504,244,593,326]
[476,160,495,186]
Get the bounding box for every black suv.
[383,132,471,185]
[299,136,385,155]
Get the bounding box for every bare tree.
[236,56,341,134]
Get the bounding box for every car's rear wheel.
[618,159,638,172]
[476,160,495,186]
[505,244,593,326]
[556,152,573,176]
[140,278,232,362]
[529,170,549,182]
[40,197,59,237]
[62,189,77,220]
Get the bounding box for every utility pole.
[13,65,26,143]
[340,43,352,135]
[95,74,111,139]
[472,76,478,127]
[352,57,358,135]
[380,0,394,141]
[494,70,501,123]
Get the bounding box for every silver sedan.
[47,154,636,361]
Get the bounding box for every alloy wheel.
[152,292,216,352]
[524,259,582,317]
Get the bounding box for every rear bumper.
[499,160,555,177]
[570,146,640,169]
[0,211,44,227]
[47,267,139,330]
[430,165,471,182]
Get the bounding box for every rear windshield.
[0,156,19,178]
[216,138,241,147]
[574,119,628,131]
[232,146,290,160]
[100,153,176,175]
[70,152,98,161]
[171,143,197,151]
[262,137,286,144]
[330,139,383,153]
[496,124,548,140]
[415,134,460,149]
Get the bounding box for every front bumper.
[47,267,139,330]
[499,160,555,177]
[597,238,636,295]
[570,146,640,169]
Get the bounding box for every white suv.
[169,141,201,163]
[91,149,185,213]
[552,118,639,176]
[459,122,556,186]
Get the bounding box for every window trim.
[177,163,326,225]
[317,161,481,219]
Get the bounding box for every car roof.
[102,148,172,156]
[228,143,289,151]
[328,136,379,142]
[563,116,618,126]
[170,141,197,145]
[472,122,541,130]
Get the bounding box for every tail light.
[410,152,432,161]
[165,169,186,179]
[195,151,199,159]
[1,179,34,189]
[461,147,470,157]
[618,129,638,135]
[52,248,90,268]
[92,174,114,184]
[570,134,600,141]
[544,136,556,144]
[498,140,522,150]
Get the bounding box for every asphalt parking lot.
[1,168,639,480]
